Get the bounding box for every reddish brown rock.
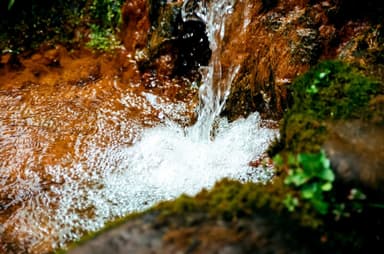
[121,0,151,54]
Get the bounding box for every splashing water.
[0,0,278,252]
[186,0,240,141]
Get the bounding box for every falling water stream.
[0,0,277,253]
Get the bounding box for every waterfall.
[184,0,240,141]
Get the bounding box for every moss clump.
[0,0,125,53]
[281,114,327,153]
[153,178,322,229]
[270,60,383,155]
[150,176,376,252]
[291,60,381,120]
[86,0,124,51]
[0,1,87,53]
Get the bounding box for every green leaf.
[321,182,332,191]
[320,153,331,169]
[284,170,309,186]
[318,69,330,79]
[348,188,366,200]
[298,152,323,173]
[306,84,318,94]
[287,153,297,166]
[301,183,319,199]
[311,199,329,215]
[318,168,335,182]
[298,151,334,181]
[283,194,299,212]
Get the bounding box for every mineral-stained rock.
[221,0,384,120]
[121,0,151,54]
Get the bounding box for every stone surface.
[69,212,322,254]
[324,120,384,192]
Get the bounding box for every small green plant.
[86,24,120,51]
[86,0,124,51]
[89,0,123,29]
[278,150,335,214]
[275,150,371,220]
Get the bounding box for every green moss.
[60,178,323,252]
[89,0,123,29]
[265,59,383,226]
[264,60,384,250]
[153,177,322,229]
[0,1,87,53]
[291,61,381,120]
[86,24,121,52]
[0,0,124,53]
[282,113,327,153]
[86,0,124,52]
[270,60,383,155]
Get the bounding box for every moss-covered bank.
[0,0,125,53]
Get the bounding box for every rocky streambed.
[1,0,383,253]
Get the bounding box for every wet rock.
[174,19,211,74]
[222,1,316,120]
[181,0,207,22]
[69,214,164,254]
[68,212,322,254]
[324,120,384,192]
[290,28,321,64]
[121,0,151,53]
[70,63,101,87]
[0,53,24,71]
[140,1,211,76]
[221,0,383,120]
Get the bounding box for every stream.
[0,0,278,253]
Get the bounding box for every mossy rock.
[66,174,383,253]
[271,60,383,155]
[265,60,384,251]
[153,177,323,229]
